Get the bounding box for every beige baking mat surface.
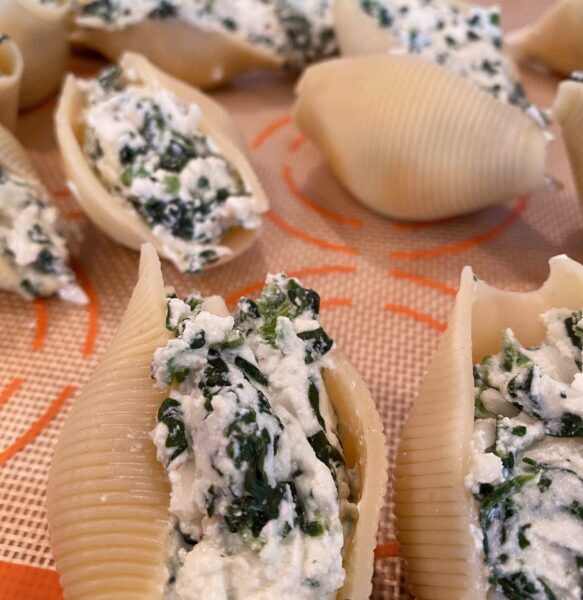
[0,1,577,598]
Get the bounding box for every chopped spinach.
[157,397,188,464]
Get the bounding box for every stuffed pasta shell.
[293,54,548,221]
[553,73,583,208]
[46,243,388,600]
[0,0,71,109]
[395,254,583,599]
[507,0,583,77]
[0,122,85,303]
[0,34,22,131]
[56,52,268,274]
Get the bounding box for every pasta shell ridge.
[46,244,172,599]
[395,254,583,599]
[56,52,268,270]
[294,55,548,221]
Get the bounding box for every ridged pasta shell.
[506,0,583,76]
[55,51,268,271]
[293,54,548,220]
[47,243,388,600]
[553,77,583,208]
[71,15,283,90]
[0,36,22,131]
[394,254,583,599]
[0,0,70,109]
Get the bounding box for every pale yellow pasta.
[553,77,583,208]
[0,36,22,131]
[0,0,70,109]
[55,52,268,271]
[47,243,388,600]
[394,254,583,599]
[293,54,548,221]
[71,13,283,90]
[507,0,583,76]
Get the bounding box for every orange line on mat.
[282,164,363,228]
[385,303,446,332]
[251,116,291,149]
[389,197,529,260]
[0,560,63,600]
[266,211,359,255]
[50,187,71,199]
[391,218,454,231]
[288,133,307,152]
[72,262,100,357]
[320,297,353,309]
[0,378,23,409]
[0,385,76,467]
[225,265,357,307]
[389,269,458,297]
[375,542,400,559]
[32,299,48,351]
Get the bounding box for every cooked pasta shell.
[47,243,387,599]
[293,54,548,220]
[0,35,22,131]
[71,13,283,90]
[55,52,268,271]
[394,254,583,599]
[0,0,70,109]
[507,0,583,76]
[553,76,583,208]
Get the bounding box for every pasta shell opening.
[0,36,21,131]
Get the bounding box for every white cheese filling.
[469,307,583,599]
[82,66,260,273]
[151,275,354,599]
[0,167,86,302]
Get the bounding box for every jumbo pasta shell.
[71,16,283,90]
[507,0,583,76]
[0,0,70,109]
[394,254,583,599]
[553,77,583,208]
[47,244,388,600]
[0,36,22,131]
[293,55,548,221]
[55,52,268,271]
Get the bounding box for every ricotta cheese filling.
[359,0,544,122]
[74,0,337,67]
[469,308,583,599]
[82,66,260,273]
[0,167,86,302]
[151,274,355,599]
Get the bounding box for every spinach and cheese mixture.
[0,167,86,302]
[469,308,583,599]
[81,66,260,273]
[74,0,337,67]
[359,0,543,122]
[151,274,355,599]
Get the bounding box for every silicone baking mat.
[0,1,575,597]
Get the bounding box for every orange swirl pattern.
[384,303,447,332]
[0,378,23,409]
[32,300,48,351]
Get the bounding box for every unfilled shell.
[71,15,283,90]
[553,78,583,208]
[507,0,583,76]
[394,254,583,599]
[293,54,548,221]
[55,52,268,271]
[0,0,70,109]
[46,243,388,599]
[0,36,22,131]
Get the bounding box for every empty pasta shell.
[47,243,388,599]
[507,0,583,76]
[293,54,548,220]
[394,254,583,599]
[553,76,583,207]
[0,0,70,109]
[0,35,22,131]
[71,11,283,90]
[55,51,268,272]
